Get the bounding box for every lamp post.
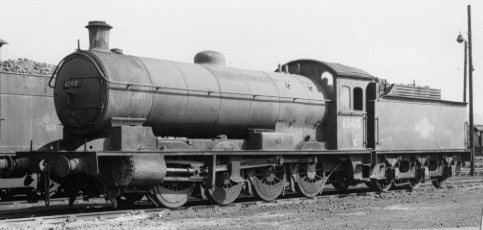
[457,5,475,176]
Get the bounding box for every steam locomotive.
[5,21,471,208]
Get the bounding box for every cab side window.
[353,87,363,111]
[340,86,350,111]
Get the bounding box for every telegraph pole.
[468,5,475,176]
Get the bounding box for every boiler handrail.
[49,51,331,103]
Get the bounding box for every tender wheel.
[207,172,243,205]
[432,177,447,188]
[117,193,144,209]
[296,163,325,197]
[406,179,422,190]
[150,182,194,208]
[331,171,351,192]
[250,166,285,201]
[371,179,392,192]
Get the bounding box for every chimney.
[85,21,112,51]
[0,39,8,62]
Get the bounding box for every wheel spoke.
[314,175,324,180]
[207,172,243,205]
[371,179,391,192]
[150,182,194,208]
[251,167,285,201]
[296,163,324,198]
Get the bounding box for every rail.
[1,177,483,228]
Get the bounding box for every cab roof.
[284,59,375,80]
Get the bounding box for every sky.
[1,0,483,112]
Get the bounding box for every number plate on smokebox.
[64,79,82,88]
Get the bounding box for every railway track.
[0,163,478,208]
[0,197,109,210]
[456,168,483,174]
[1,177,482,229]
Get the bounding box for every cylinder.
[110,155,167,186]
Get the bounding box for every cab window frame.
[339,86,351,111]
[353,87,363,111]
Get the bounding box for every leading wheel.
[150,182,194,208]
[207,172,243,205]
[251,166,285,201]
[296,163,324,197]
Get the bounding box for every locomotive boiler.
[55,22,327,144]
[11,21,471,208]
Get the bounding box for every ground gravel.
[9,181,479,230]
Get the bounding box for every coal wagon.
[0,70,63,200]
